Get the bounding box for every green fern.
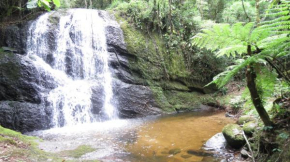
[192,0,290,88]
[192,22,271,58]
[260,0,290,58]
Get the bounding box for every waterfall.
[27,9,117,127]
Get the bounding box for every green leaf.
[52,0,61,7]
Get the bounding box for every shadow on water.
[27,110,234,162]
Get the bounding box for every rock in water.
[204,133,227,151]
[222,124,245,149]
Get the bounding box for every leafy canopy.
[27,0,61,11]
[192,0,290,88]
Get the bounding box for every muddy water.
[28,111,233,162]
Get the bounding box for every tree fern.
[260,0,290,58]
[192,22,270,58]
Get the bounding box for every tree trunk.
[246,45,273,126]
[84,0,87,8]
[256,0,260,23]
[168,0,173,35]
[89,0,92,8]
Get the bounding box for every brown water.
[28,111,234,162]
[123,111,234,162]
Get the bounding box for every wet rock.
[204,133,226,151]
[90,85,105,115]
[169,148,181,155]
[0,101,52,132]
[237,115,256,125]
[240,149,249,158]
[243,121,257,136]
[181,154,192,159]
[105,25,126,51]
[0,53,56,103]
[4,23,30,54]
[108,52,136,84]
[222,124,245,149]
[0,53,58,132]
[113,80,162,118]
[187,149,214,157]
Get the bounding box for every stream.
[28,110,234,162]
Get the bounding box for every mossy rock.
[161,81,189,91]
[237,115,256,125]
[222,124,245,149]
[243,121,257,136]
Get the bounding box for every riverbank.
[1,109,234,162]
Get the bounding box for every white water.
[27,9,117,127]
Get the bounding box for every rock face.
[0,53,56,103]
[3,23,30,54]
[0,101,52,132]
[0,53,56,132]
[0,10,164,132]
[113,80,162,118]
[103,13,163,118]
[222,124,245,149]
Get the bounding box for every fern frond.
[206,54,267,88]
[192,22,258,57]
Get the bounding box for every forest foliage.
[1,0,289,121]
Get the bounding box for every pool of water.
[27,110,234,162]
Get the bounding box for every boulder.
[240,149,249,158]
[237,115,256,125]
[0,53,58,132]
[243,121,257,136]
[0,101,52,132]
[204,133,226,151]
[0,53,56,103]
[113,80,162,118]
[222,124,245,149]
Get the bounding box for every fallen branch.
[243,131,255,162]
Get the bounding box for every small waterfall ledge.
[0,9,162,132]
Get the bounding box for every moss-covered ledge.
[110,10,219,112]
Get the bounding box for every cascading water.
[27,9,118,127]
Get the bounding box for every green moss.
[164,90,213,111]
[58,145,96,158]
[149,86,173,112]
[243,121,257,136]
[238,115,256,125]
[160,81,189,91]
[0,136,17,145]
[113,11,189,81]
[0,126,64,162]
[222,124,245,149]
[0,126,36,143]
